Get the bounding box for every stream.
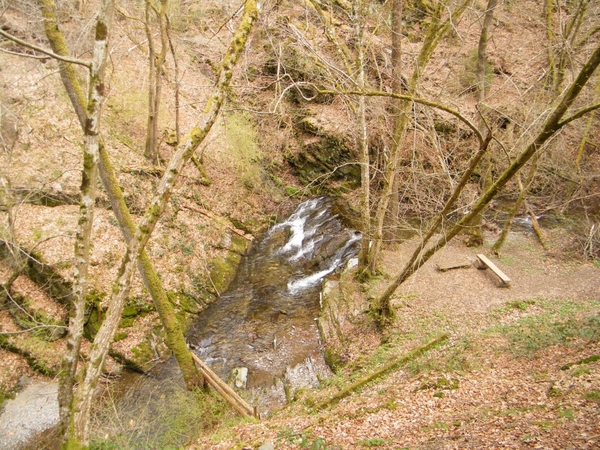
[87,197,362,447]
[186,196,361,411]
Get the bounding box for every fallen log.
[190,352,257,418]
[315,334,448,410]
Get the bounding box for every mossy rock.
[85,293,154,336]
[177,292,204,315]
[207,238,246,295]
[119,317,136,329]
[228,216,261,238]
[230,234,250,255]
[84,306,102,340]
[130,341,156,369]
[324,346,347,373]
[166,290,203,331]
[288,117,361,192]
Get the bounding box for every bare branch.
[316,87,485,145]
[557,102,600,128]
[0,28,91,68]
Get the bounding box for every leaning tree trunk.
[37,0,204,401]
[375,43,600,321]
[66,1,258,445]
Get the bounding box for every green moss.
[130,341,155,367]
[583,390,600,402]
[228,217,260,238]
[173,290,203,315]
[208,248,243,295]
[457,49,495,93]
[416,377,460,392]
[324,347,345,373]
[118,317,135,328]
[113,332,128,342]
[0,335,57,376]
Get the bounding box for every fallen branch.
[190,352,256,418]
[182,204,253,240]
[315,334,448,410]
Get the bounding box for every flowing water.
[10,198,360,449]
[186,196,361,412]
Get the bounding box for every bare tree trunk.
[144,0,168,164]
[546,0,591,92]
[97,146,204,391]
[387,0,403,245]
[366,0,406,276]
[37,0,204,400]
[466,0,498,247]
[354,0,371,272]
[375,43,600,321]
[366,0,471,275]
[67,1,258,444]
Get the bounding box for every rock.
[231,367,248,389]
[258,441,275,450]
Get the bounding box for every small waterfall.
[186,196,361,413]
[86,197,362,445]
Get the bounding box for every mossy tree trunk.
[66,1,258,445]
[375,43,600,322]
[35,0,113,442]
[37,0,203,403]
[546,0,592,93]
[365,0,471,276]
[61,0,113,446]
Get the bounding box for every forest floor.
[192,227,600,450]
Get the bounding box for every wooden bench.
[475,254,511,287]
[436,260,472,272]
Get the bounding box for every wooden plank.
[436,260,472,272]
[476,254,511,286]
[191,352,257,418]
